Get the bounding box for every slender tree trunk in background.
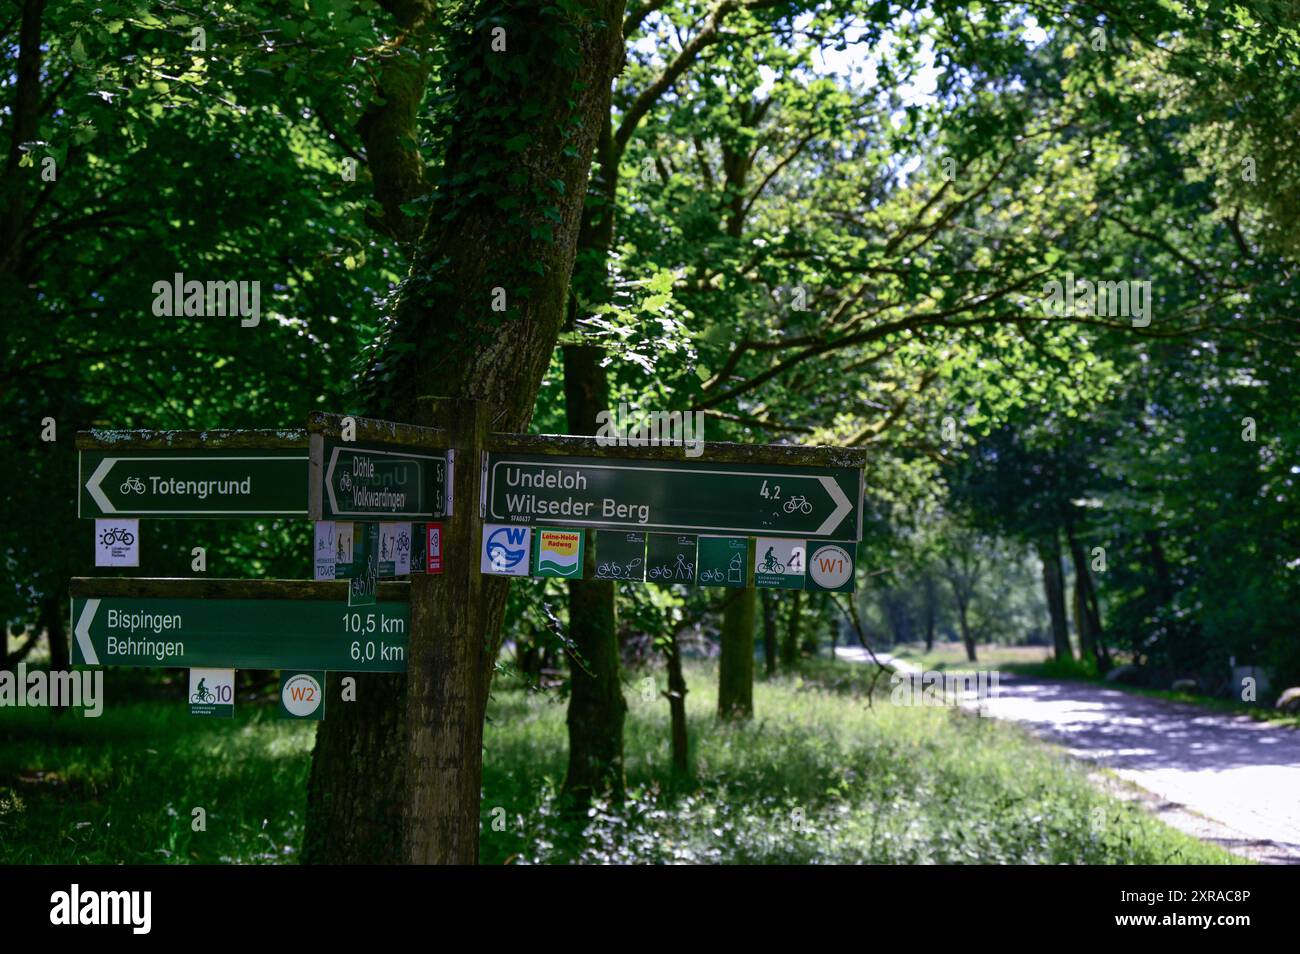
[954,593,977,662]
[1146,528,1176,605]
[923,573,937,653]
[1036,534,1073,662]
[665,627,689,777]
[761,588,777,678]
[562,541,626,802]
[42,595,69,718]
[1066,526,1101,668]
[561,341,626,804]
[303,0,628,863]
[781,590,802,668]
[1084,573,1110,671]
[516,625,541,684]
[717,587,756,720]
[1144,527,1180,669]
[801,593,820,657]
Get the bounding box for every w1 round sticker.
[807,543,856,592]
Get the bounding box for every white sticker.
[375,523,413,575]
[754,536,806,587]
[189,668,235,717]
[314,521,336,580]
[808,543,854,590]
[95,519,139,567]
[394,522,411,574]
[335,522,354,568]
[481,523,531,576]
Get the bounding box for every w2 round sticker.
[279,671,325,720]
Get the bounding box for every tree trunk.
[761,588,777,678]
[1066,525,1102,668]
[781,590,802,668]
[801,593,820,657]
[562,540,626,802]
[1036,534,1073,662]
[665,627,689,778]
[560,339,625,803]
[303,0,628,864]
[717,587,756,720]
[44,593,70,721]
[956,596,977,663]
[923,573,937,653]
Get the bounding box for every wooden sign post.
[72,404,866,864]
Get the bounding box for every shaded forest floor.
[0,660,1243,864]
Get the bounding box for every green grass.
[0,701,314,863]
[888,642,1054,673]
[0,662,1245,864]
[482,661,1240,864]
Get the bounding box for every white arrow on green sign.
[485,453,861,540]
[71,596,408,672]
[314,440,448,520]
[78,450,308,518]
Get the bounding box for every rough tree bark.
[355,0,436,243]
[303,0,629,864]
[717,587,756,720]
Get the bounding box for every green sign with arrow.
[485,453,861,540]
[79,450,307,518]
[70,597,408,672]
[313,440,448,520]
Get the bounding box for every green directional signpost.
[69,409,867,864]
[79,449,308,518]
[70,591,409,672]
[485,452,861,540]
[311,440,448,521]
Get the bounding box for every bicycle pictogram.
[119,476,146,495]
[99,527,136,547]
[783,495,813,514]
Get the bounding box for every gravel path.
[836,647,1300,863]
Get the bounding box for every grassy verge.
[887,642,1054,673]
[0,661,1245,864]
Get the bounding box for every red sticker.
[427,523,443,574]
